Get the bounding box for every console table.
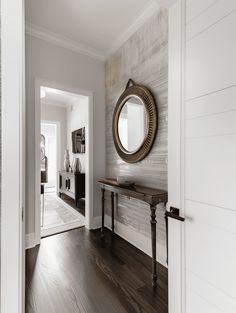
[98,178,168,288]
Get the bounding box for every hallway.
[26,228,168,313]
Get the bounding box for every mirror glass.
[118,97,148,152]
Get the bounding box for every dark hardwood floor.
[26,228,168,313]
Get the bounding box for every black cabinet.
[58,171,85,207]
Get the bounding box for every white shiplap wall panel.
[186,289,223,313]
[184,1,236,311]
[186,0,236,41]
[186,0,218,23]
[185,212,236,300]
[185,200,236,235]
[186,110,236,138]
[186,272,236,313]
[185,199,236,309]
[185,135,236,210]
[185,85,236,119]
[186,10,236,100]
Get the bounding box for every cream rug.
[41,192,85,237]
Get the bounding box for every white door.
[168,1,236,312]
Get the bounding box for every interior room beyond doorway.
[39,85,90,238]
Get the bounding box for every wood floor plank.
[26,228,168,313]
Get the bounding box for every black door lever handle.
[165,207,185,222]
[165,206,185,264]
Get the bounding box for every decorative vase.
[64,149,70,172]
[73,157,81,173]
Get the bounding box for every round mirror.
[118,97,148,153]
[113,80,158,163]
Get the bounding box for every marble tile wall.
[105,8,168,265]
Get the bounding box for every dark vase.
[73,158,81,173]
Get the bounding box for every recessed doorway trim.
[34,78,94,245]
[167,0,186,312]
[1,0,25,312]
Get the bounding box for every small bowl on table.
[117,176,134,187]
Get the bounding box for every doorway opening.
[40,120,85,237]
[35,81,93,241]
[41,122,57,194]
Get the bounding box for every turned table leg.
[101,188,105,237]
[111,192,115,233]
[150,205,157,288]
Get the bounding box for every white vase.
[64,149,70,172]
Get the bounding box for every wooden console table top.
[98,178,168,206]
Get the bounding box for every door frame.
[167,0,186,312]
[1,0,25,313]
[1,0,185,312]
[34,79,94,245]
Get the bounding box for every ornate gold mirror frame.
[112,79,158,163]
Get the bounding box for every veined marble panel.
[105,8,168,265]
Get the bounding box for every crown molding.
[25,23,105,62]
[26,0,164,62]
[106,0,160,58]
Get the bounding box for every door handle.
[165,206,185,264]
[165,207,185,222]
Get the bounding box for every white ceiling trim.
[25,22,105,61]
[26,1,163,62]
[106,0,160,58]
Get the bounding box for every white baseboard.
[92,215,167,267]
[25,233,37,250]
[41,220,85,238]
[91,216,102,229]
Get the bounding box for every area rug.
[41,192,85,237]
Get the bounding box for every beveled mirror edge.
[112,80,158,163]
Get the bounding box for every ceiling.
[25,0,172,60]
[41,86,88,108]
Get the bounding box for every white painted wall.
[41,102,67,170]
[66,98,88,173]
[26,34,105,234]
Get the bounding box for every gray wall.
[66,99,88,174]
[105,8,168,265]
[26,35,106,234]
